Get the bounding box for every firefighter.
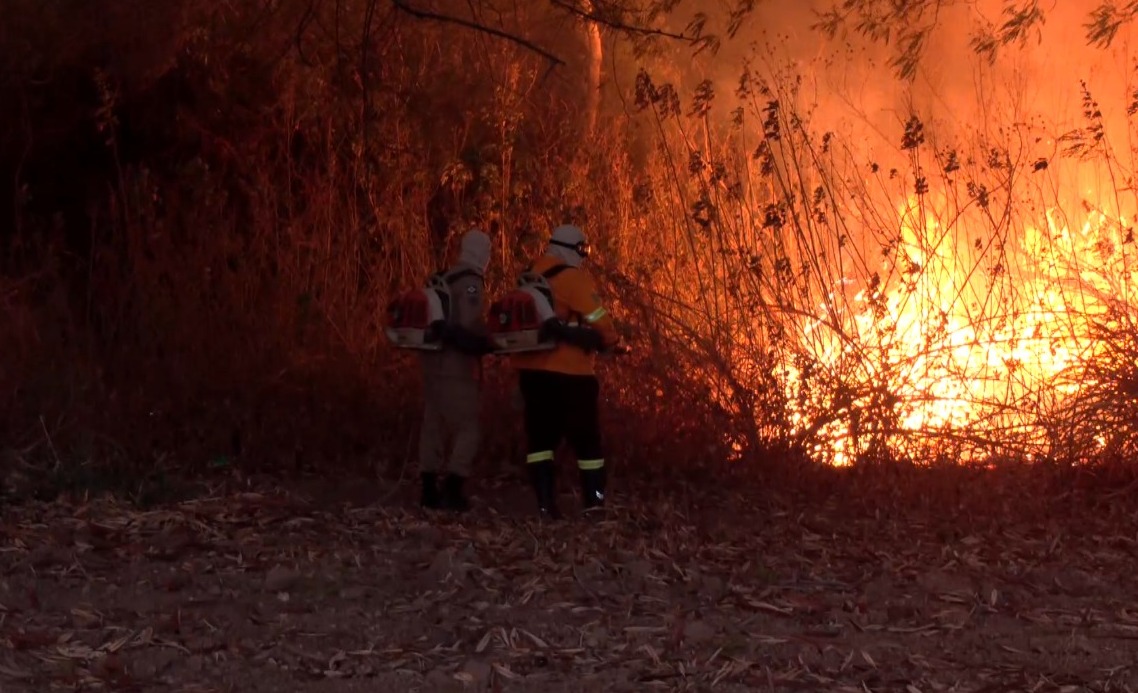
[510,224,622,519]
[419,228,495,512]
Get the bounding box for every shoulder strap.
[434,267,480,285]
[541,263,571,280]
[445,267,479,284]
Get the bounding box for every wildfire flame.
[779,191,1135,466]
[630,1,1138,467]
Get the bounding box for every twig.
[374,420,417,505]
[39,416,61,473]
[390,0,564,69]
[571,564,603,603]
[547,0,695,42]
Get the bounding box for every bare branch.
[546,0,693,42]
[389,0,565,68]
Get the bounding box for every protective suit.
[419,229,494,511]
[510,224,621,519]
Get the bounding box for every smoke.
[642,0,1137,161]
[580,2,1138,465]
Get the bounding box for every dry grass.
[615,52,1138,469]
[3,0,1138,494]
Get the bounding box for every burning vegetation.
[1,0,1138,484]
[9,6,1138,690]
[635,70,1138,469]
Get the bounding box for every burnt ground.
[2,468,1138,693]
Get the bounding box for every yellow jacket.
[510,254,620,376]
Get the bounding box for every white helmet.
[548,224,590,266]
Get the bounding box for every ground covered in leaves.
[2,468,1138,692]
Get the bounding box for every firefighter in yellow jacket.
[511,224,622,519]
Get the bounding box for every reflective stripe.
[526,451,554,463]
[584,307,607,323]
[578,458,604,470]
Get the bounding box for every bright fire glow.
[634,3,1138,467]
[776,193,1135,466]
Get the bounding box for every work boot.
[579,467,606,513]
[420,472,440,509]
[527,461,561,520]
[442,473,470,512]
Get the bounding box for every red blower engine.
[487,267,567,353]
[384,270,474,350]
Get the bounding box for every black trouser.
[517,369,605,470]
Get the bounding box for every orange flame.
[778,188,1134,465]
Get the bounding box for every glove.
[481,336,500,356]
[556,324,606,353]
[604,342,631,356]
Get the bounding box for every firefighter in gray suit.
[418,229,495,511]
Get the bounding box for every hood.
[546,224,587,269]
[457,228,492,273]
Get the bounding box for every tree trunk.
[580,0,603,140]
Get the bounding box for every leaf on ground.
[2,476,1138,691]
